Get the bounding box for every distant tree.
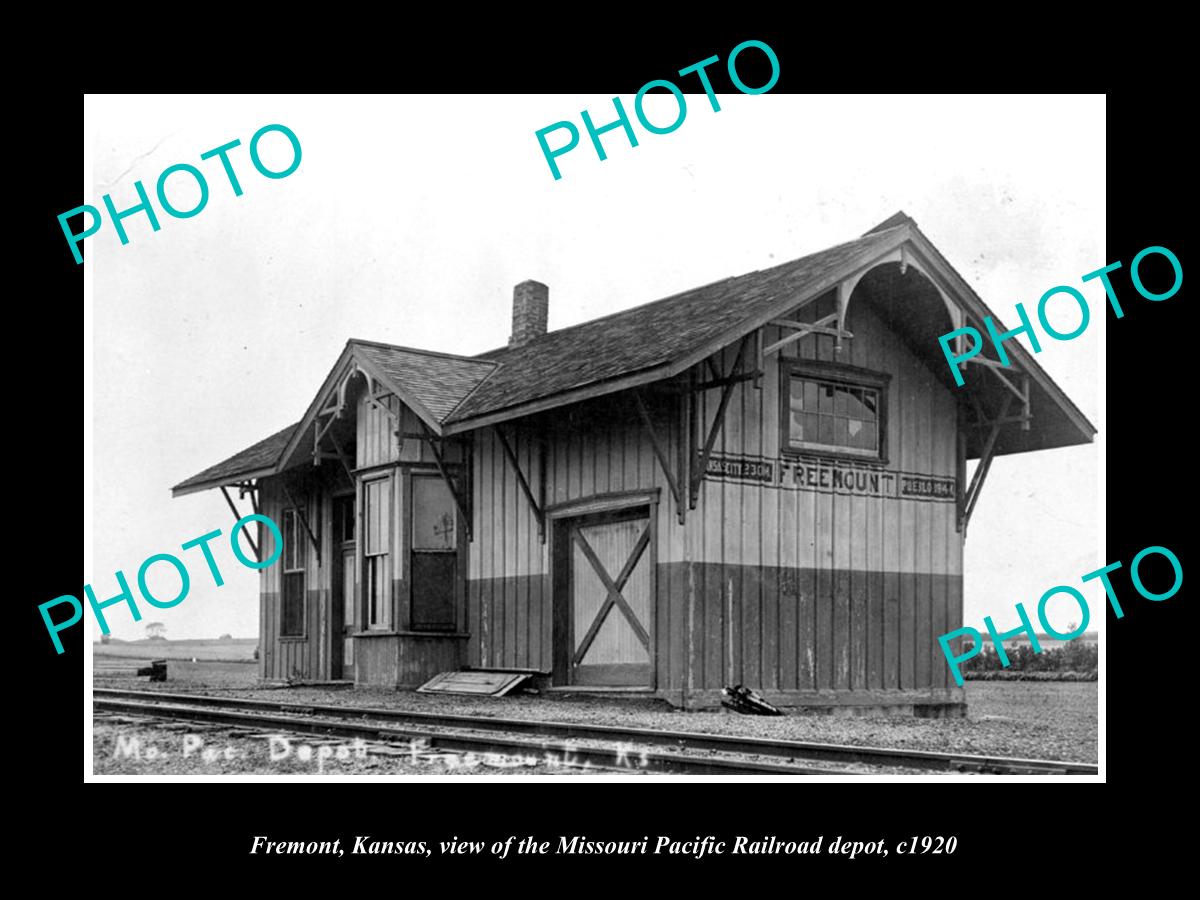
[145,622,167,641]
[100,633,111,645]
[218,633,233,641]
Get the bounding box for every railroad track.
[93,688,1097,776]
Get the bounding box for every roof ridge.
[350,338,499,366]
[476,229,897,359]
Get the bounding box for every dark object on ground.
[135,660,168,682]
[721,685,782,716]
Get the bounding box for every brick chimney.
[509,280,548,347]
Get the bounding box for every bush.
[964,669,1097,682]
[960,640,1097,674]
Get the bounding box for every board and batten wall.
[257,476,333,682]
[467,290,964,705]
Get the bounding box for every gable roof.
[354,340,497,421]
[446,227,903,426]
[172,342,494,497]
[172,213,1097,496]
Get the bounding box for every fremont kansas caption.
[251,835,892,860]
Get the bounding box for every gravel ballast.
[94,663,1098,765]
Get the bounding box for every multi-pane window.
[363,476,392,629]
[783,363,888,460]
[410,474,457,631]
[281,508,305,637]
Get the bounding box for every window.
[281,508,305,637]
[782,361,889,461]
[333,494,355,544]
[363,476,392,629]
[410,474,458,631]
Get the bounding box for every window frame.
[361,472,393,631]
[408,471,460,632]
[280,507,306,638]
[779,358,891,465]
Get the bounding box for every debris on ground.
[721,685,782,716]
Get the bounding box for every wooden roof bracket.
[754,329,764,389]
[236,479,260,517]
[419,422,473,542]
[634,388,686,525]
[311,404,354,483]
[281,479,321,566]
[960,312,1033,431]
[955,308,1032,535]
[220,485,261,563]
[959,392,1014,536]
[684,369,696,516]
[762,311,853,357]
[494,424,546,543]
[689,334,751,507]
[307,373,359,481]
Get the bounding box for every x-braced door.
[563,509,653,687]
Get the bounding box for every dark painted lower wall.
[468,574,551,673]
[467,564,962,698]
[355,633,466,688]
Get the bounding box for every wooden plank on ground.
[416,670,530,696]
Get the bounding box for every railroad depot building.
[173,213,1095,712]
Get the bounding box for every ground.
[92,658,1097,774]
[94,638,255,662]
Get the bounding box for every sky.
[86,93,1104,642]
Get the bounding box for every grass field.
[93,638,256,662]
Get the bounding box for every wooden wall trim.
[544,489,661,520]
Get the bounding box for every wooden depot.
[173,213,1095,713]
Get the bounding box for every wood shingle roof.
[171,215,1097,496]
[447,228,901,425]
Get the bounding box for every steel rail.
[93,688,1096,775]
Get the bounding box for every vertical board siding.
[301,289,963,702]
